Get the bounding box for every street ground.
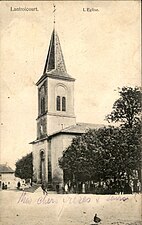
[0,188,141,225]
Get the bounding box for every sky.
[0,1,141,169]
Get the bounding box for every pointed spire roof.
[44,29,73,76]
[36,29,75,85]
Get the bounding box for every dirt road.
[0,190,141,225]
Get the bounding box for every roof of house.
[30,122,105,143]
[0,164,14,173]
[48,122,105,138]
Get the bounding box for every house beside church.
[31,27,102,188]
[0,164,15,189]
[0,164,26,190]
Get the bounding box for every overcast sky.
[0,1,141,168]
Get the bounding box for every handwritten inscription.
[17,192,129,206]
[17,192,32,204]
[37,195,58,205]
[107,195,129,202]
[17,192,91,205]
[63,196,91,204]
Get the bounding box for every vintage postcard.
[0,1,141,225]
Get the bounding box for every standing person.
[120,180,124,194]
[133,179,137,192]
[82,183,85,194]
[41,182,48,195]
[45,184,48,195]
[65,183,68,194]
[17,181,21,190]
[130,180,134,193]
[56,184,60,194]
[62,186,65,194]
[73,183,77,193]
[137,180,141,193]
[68,180,71,192]
[41,183,45,194]
[2,182,5,190]
[90,181,94,193]
[30,179,33,187]
[124,182,132,194]
[78,182,82,194]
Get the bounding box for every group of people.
[2,182,7,190]
[56,179,141,195]
[41,178,141,195]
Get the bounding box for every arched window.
[62,97,66,111]
[56,96,61,111]
[41,97,45,114]
[40,151,45,161]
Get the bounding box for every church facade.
[31,28,101,188]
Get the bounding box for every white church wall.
[47,115,76,135]
[46,77,76,134]
[48,77,75,116]
[50,133,77,185]
[62,134,77,150]
[50,134,63,184]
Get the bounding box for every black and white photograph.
[0,1,141,225]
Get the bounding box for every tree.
[123,123,141,179]
[96,124,141,181]
[106,86,141,182]
[15,152,33,180]
[59,125,141,185]
[59,132,93,183]
[106,87,141,128]
[59,86,141,192]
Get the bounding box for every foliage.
[59,123,141,183]
[106,87,141,128]
[15,152,33,180]
[59,86,141,185]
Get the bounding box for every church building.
[31,27,101,188]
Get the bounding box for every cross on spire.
[36,4,75,85]
[53,3,56,25]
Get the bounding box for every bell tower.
[36,28,76,139]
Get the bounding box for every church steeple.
[43,29,70,77]
[36,16,76,137]
[43,4,70,77]
[31,6,76,187]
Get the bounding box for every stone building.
[31,28,102,188]
[0,164,26,190]
[0,164,15,189]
